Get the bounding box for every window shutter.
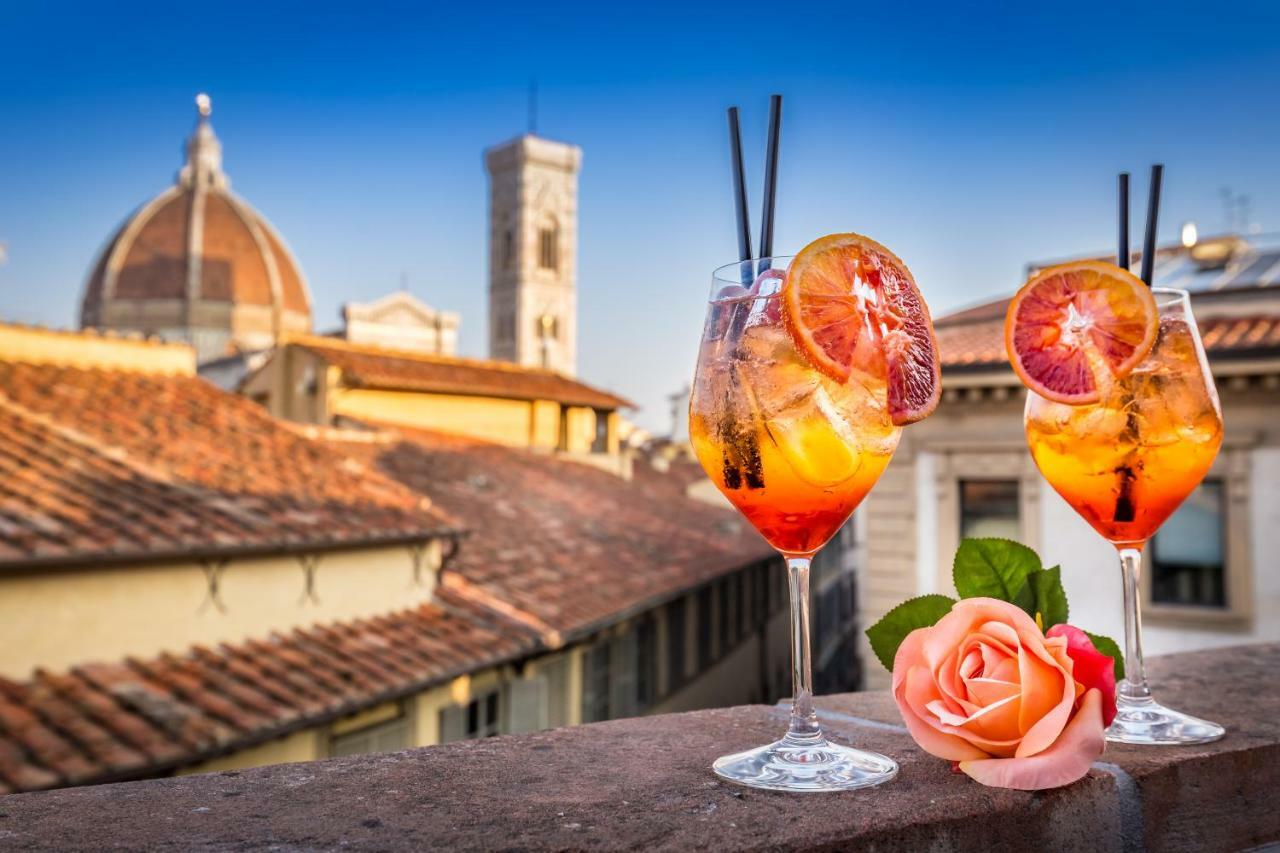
[506,677,548,734]
[610,630,638,719]
[439,705,468,744]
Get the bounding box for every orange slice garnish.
[781,233,941,425]
[1004,260,1158,405]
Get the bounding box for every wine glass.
[1024,287,1225,744]
[688,257,901,790]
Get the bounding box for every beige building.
[79,95,312,362]
[240,335,630,469]
[856,233,1280,688]
[340,290,460,355]
[486,134,580,376]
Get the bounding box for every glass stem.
[784,556,821,741]
[1117,546,1150,702]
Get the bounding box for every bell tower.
[485,134,581,376]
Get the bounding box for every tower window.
[536,314,559,342]
[502,229,515,269]
[538,227,558,270]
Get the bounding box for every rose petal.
[958,689,1106,790]
[1047,624,1119,727]
[898,666,989,761]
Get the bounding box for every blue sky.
[2,2,1278,431]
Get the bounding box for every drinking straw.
[758,95,783,270]
[1117,172,1130,270]
[1139,164,1163,286]
[727,107,753,267]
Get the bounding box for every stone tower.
[484,135,581,376]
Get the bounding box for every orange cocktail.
[689,305,899,555]
[1025,314,1222,546]
[1007,259,1226,745]
[690,234,939,792]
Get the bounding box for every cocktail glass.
[689,257,901,791]
[1024,287,1225,744]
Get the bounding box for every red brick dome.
[80,96,311,362]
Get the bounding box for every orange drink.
[1006,259,1225,745]
[691,234,940,791]
[1025,315,1223,546]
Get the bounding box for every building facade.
[485,135,580,376]
[856,234,1280,688]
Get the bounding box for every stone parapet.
[2,644,1275,851]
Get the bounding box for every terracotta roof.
[0,589,540,794]
[291,337,633,410]
[938,311,1280,372]
[334,426,775,641]
[0,361,454,568]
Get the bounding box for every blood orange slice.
[781,233,941,425]
[1004,261,1158,405]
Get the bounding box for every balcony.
[3,644,1275,851]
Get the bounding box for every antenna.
[528,79,538,135]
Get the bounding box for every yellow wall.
[0,543,440,679]
[332,387,542,448]
[181,729,320,775]
[0,323,195,375]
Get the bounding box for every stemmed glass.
[1024,288,1225,744]
[689,258,901,790]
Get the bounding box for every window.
[591,409,609,453]
[1152,481,1225,608]
[538,226,558,270]
[718,580,731,655]
[696,587,713,670]
[666,597,687,692]
[542,655,571,728]
[502,228,514,269]
[959,480,1021,540]
[330,708,411,757]
[736,570,748,639]
[636,616,657,709]
[438,691,502,743]
[582,641,611,723]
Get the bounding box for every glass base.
[1106,695,1225,745]
[713,732,898,792]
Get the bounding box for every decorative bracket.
[197,559,229,614]
[298,554,321,605]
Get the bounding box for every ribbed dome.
[80,95,312,363]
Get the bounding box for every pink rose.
[891,597,1113,790]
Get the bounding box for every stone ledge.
[1,644,1276,852]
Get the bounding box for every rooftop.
[333,425,773,641]
[282,335,633,410]
[0,360,452,569]
[0,589,538,794]
[3,643,1275,851]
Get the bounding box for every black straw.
[1117,172,1130,270]
[727,107,753,266]
[1139,164,1163,286]
[758,95,783,268]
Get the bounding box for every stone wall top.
[2,644,1276,852]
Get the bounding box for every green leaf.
[952,538,1039,611]
[866,595,957,672]
[1024,566,1069,629]
[1085,631,1126,681]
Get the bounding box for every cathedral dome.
[80,95,312,362]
